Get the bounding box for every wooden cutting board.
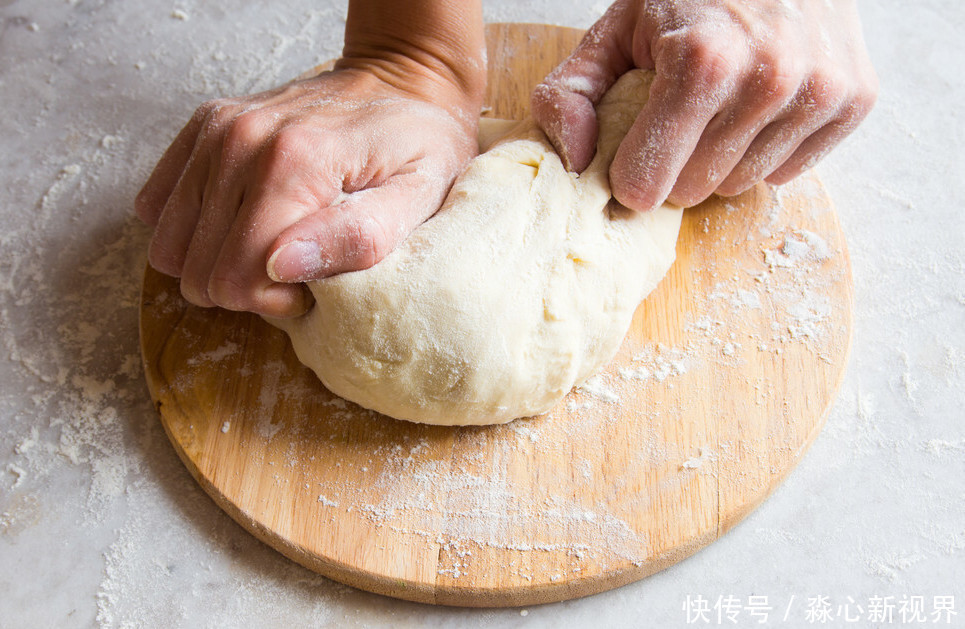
[139,23,853,607]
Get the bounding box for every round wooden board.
[139,23,853,607]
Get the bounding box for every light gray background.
[1,1,961,627]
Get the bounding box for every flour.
[5,463,27,489]
[578,375,621,403]
[2,1,962,625]
[629,345,691,382]
[0,2,327,620]
[186,341,240,365]
[681,447,715,470]
[764,231,832,269]
[920,438,965,457]
[39,164,82,204]
[317,495,339,507]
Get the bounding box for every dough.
[269,70,682,425]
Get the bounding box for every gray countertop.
[1,1,962,627]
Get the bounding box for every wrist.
[337,0,486,124]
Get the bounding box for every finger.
[135,105,209,226]
[716,110,830,196]
[266,172,441,284]
[531,88,600,173]
[200,139,348,317]
[668,108,772,206]
[609,73,719,211]
[765,101,873,185]
[178,111,278,307]
[146,149,210,278]
[611,20,765,210]
[177,151,236,308]
[669,66,800,205]
[720,69,876,194]
[531,4,634,172]
[204,178,319,318]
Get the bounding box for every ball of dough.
[269,70,682,425]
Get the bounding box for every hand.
[136,0,485,318]
[532,0,878,211]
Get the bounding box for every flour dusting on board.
[94,166,859,596]
[1,0,963,622]
[2,6,945,624]
[3,64,853,618]
[129,173,853,588]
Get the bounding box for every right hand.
[136,69,479,319]
[532,0,878,211]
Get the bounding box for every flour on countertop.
[2,1,964,626]
[0,89,854,629]
[0,1,356,624]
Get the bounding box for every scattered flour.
[1,2,961,626]
[186,341,240,365]
[624,345,691,383]
[577,375,620,403]
[681,447,715,470]
[317,495,339,507]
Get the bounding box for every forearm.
[337,0,487,116]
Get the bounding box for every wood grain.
[139,23,853,607]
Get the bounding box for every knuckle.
[196,99,235,140]
[834,97,873,133]
[263,126,310,169]
[813,67,879,130]
[197,99,228,124]
[531,82,559,116]
[726,148,778,192]
[222,110,266,158]
[755,51,801,103]
[806,69,848,110]
[681,30,742,90]
[192,100,219,123]
[854,73,880,116]
[345,214,393,271]
[530,83,557,124]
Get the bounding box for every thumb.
[531,6,634,172]
[266,175,439,283]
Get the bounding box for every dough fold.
[269,70,682,425]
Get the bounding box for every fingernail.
[267,240,326,283]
